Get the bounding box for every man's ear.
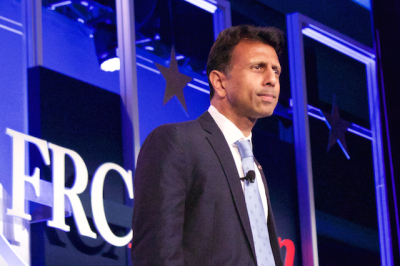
[209,70,227,98]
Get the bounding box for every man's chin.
[258,108,276,118]
[250,111,274,120]
[258,103,277,117]
[260,112,274,118]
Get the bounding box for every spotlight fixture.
[93,21,120,72]
[100,57,120,72]
[46,0,119,71]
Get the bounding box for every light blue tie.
[236,140,275,266]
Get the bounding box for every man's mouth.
[258,94,275,101]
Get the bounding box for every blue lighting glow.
[337,140,350,159]
[302,27,375,63]
[348,123,373,140]
[136,62,160,74]
[135,38,151,44]
[184,0,217,13]
[187,83,210,94]
[0,15,22,35]
[0,15,22,27]
[352,0,371,10]
[194,78,209,86]
[136,55,153,64]
[289,99,373,140]
[0,24,22,35]
[50,0,72,10]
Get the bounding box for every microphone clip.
[240,170,255,183]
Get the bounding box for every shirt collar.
[208,105,252,147]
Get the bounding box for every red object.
[278,237,295,266]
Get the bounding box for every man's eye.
[254,65,261,70]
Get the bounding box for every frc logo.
[1,128,134,265]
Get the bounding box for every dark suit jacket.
[131,112,283,266]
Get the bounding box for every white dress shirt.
[208,105,269,223]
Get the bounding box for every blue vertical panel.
[0,0,24,200]
[0,1,28,265]
[287,13,319,266]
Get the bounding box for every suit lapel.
[254,158,270,204]
[197,112,256,259]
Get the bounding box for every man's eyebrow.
[257,62,267,67]
[248,60,281,71]
[248,60,262,64]
[272,65,282,72]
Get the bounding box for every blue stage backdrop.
[0,0,385,265]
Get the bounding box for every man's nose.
[263,67,277,86]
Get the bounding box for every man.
[132,25,284,266]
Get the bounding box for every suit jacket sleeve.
[131,124,187,265]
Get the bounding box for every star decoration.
[322,97,351,159]
[155,47,192,111]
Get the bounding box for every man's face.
[223,41,281,120]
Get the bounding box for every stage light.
[101,57,120,72]
[46,0,120,72]
[93,22,119,72]
[184,0,217,13]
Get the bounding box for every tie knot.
[235,140,253,159]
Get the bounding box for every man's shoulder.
[159,118,200,130]
[142,112,211,146]
[151,119,200,137]
[151,111,211,135]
